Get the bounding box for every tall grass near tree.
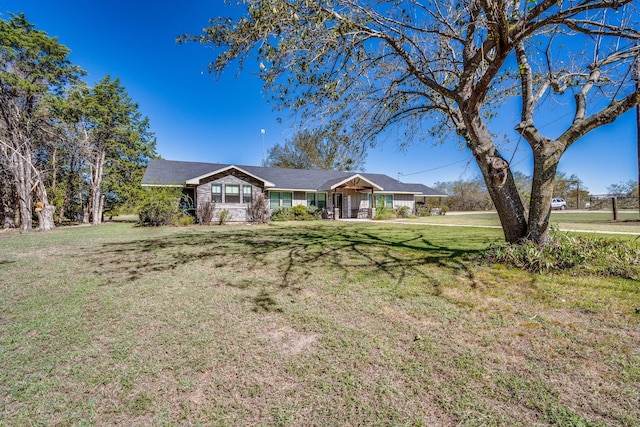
[1,222,638,425]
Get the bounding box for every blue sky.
[2,1,637,194]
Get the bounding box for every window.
[375,194,393,208]
[317,193,327,209]
[269,191,294,209]
[282,192,292,207]
[243,185,252,204]
[270,192,280,209]
[225,184,240,203]
[306,193,326,209]
[211,183,222,203]
[307,193,316,207]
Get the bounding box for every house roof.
[142,159,447,196]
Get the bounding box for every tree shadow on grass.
[91,223,486,311]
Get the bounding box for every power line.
[399,110,575,180]
[400,158,471,177]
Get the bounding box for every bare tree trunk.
[14,153,33,231]
[0,155,16,228]
[98,194,105,223]
[82,188,90,224]
[35,180,55,231]
[13,198,20,229]
[526,151,562,245]
[90,149,106,225]
[463,113,528,243]
[1,133,45,231]
[475,151,528,243]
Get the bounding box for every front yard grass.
[1,221,638,426]
[404,210,640,235]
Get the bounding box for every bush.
[270,206,291,221]
[247,194,269,224]
[479,228,640,279]
[197,200,215,224]
[217,209,233,225]
[305,204,323,220]
[270,205,320,221]
[396,205,410,218]
[373,206,397,220]
[173,213,195,226]
[416,207,431,217]
[291,205,317,220]
[137,187,182,226]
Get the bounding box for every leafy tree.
[182,0,639,245]
[607,179,638,209]
[0,13,82,230]
[43,85,90,223]
[81,76,157,224]
[608,180,638,198]
[512,171,532,206]
[552,172,589,209]
[433,177,493,211]
[137,187,183,226]
[265,126,365,171]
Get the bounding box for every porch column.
[333,189,337,220]
[370,188,375,219]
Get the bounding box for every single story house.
[141,159,447,222]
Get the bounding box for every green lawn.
[1,222,638,426]
[404,210,640,235]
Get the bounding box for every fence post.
[612,197,618,221]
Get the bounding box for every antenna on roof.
[261,129,266,166]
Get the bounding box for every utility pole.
[636,56,640,218]
[261,129,266,166]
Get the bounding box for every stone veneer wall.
[195,170,264,222]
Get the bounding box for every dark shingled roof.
[142,159,447,196]
[142,159,227,186]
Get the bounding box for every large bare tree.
[0,13,81,231]
[182,0,639,244]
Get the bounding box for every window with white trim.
[282,192,292,207]
[375,194,393,208]
[225,184,240,203]
[270,192,280,209]
[307,193,316,207]
[243,185,252,204]
[307,193,327,209]
[211,183,222,203]
[317,193,327,209]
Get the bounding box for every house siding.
[393,194,414,209]
[195,171,263,222]
[293,191,306,206]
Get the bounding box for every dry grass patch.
[0,222,638,426]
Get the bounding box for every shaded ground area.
[0,222,638,426]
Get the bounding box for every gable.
[185,165,275,187]
[319,174,384,191]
